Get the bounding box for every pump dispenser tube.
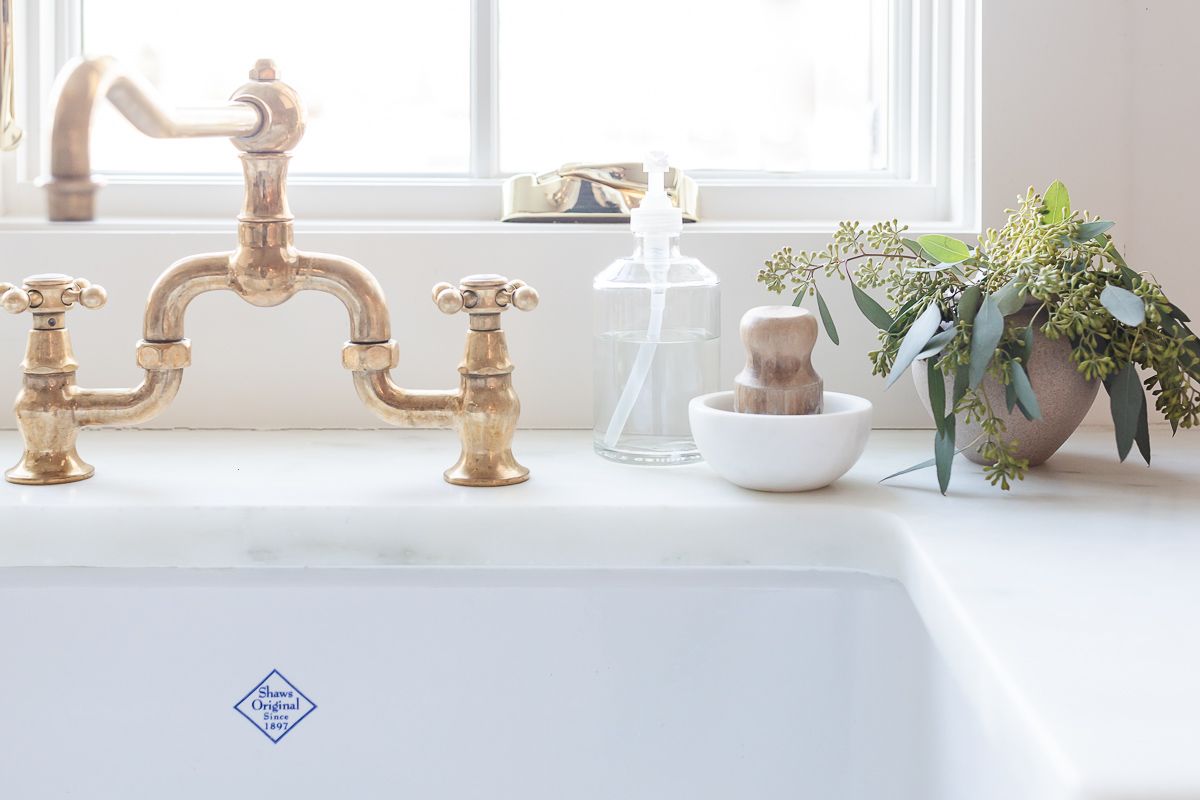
[602,156,674,448]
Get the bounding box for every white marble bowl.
[688,391,872,492]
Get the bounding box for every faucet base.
[444,451,529,487]
[6,447,95,485]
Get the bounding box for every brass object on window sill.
[502,162,698,223]
[2,57,537,487]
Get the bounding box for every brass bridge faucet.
[1,58,538,487]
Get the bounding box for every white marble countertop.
[0,427,1198,798]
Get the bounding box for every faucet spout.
[46,56,263,221]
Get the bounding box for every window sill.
[0,216,978,237]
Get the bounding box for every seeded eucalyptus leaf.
[1042,180,1070,224]
[1099,284,1146,327]
[1010,361,1042,420]
[887,297,923,333]
[956,285,982,326]
[1106,363,1143,462]
[884,302,944,389]
[1005,380,1018,413]
[1165,303,1191,324]
[902,238,933,261]
[851,282,895,331]
[1135,388,1151,465]
[1105,242,1130,269]
[1021,325,1035,363]
[1176,323,1200,380]
[1073,220,1115,243]
[880,439,970,487]
[890,295,921,319]
[917,234,971,264]
[791,290,804,308]
[1118,265,1141,289]
[952,364,970,406]
[934,418,956,495]
[908,263,960,274]
[814,287,840,345]
[1176,321,1200,381]
[1173,318,1200,350]
[880,456,938,482]
[894,296,922,316]
[928,362,947,436]
[969,294,1004,389]
[993,277,1027,316]
[916,324,958,360]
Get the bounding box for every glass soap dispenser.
[593,152,720,464]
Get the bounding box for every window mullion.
[14,0,74,188]
[888,0,912,180]
[469,0,498,178]
[913,0,935,184]
[54,0,81,68]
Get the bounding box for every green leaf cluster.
[757,182,1200,492]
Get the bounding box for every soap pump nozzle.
[630,150,683,242]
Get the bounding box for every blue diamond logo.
[234,669,317,743]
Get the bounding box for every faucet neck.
[237,152,294,249]
[239,152,291,221]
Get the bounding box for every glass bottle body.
[593,239,720,464]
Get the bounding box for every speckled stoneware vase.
[912,304,1099,466]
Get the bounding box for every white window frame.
[0,0,978,229]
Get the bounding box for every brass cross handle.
[432,275,539,316]
[1,275,108,315]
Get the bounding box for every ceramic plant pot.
[912,304,1099,466]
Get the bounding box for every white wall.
[980,0,1200,427]
[1128,0,1200,343]
[0,0,1195,431]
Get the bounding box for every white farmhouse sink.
[1,567,1027,799]
[3,430,1199,799]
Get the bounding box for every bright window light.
[80,0,888,178]
[81,0,470,175]
[498,0,889,175]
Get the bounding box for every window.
[498,0,889,176]
[2,0,978,224]
[82,1,471,175]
